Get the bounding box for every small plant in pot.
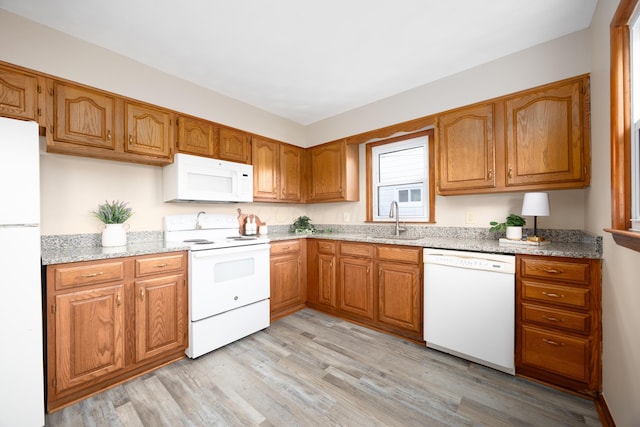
[290,215,316,234]
[92,200,134,247]
[489,214,526,240]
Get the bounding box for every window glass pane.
[398,189,408,202]
[378,146,424,183]
[410,188,421,202]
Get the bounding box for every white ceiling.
[0,1,597,125]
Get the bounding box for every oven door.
[189,244,270,321]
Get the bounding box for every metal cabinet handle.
[487,169,493,179]
[543,269,562,274]
[542,291,564,298]
[508,168,513,179]
[116,292,121,307]
[140,289,144,300]
[154,263,169,268]
[129,135,133,145]
[81,271,104,278]
[543,316,563,322]
[542,338,565,347]
[234,296,239,301]
[107,130,111,141]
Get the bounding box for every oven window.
[214,258,255,282]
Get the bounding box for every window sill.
[604,228,640,252]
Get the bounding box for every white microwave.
[163,154,253,203]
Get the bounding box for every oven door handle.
[191,243,270,258]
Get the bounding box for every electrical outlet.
[465,211,476,224]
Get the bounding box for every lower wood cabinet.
[46,252,187,412]
[307,239,422,342]
[515,254,601,396]
[270,240,306,321]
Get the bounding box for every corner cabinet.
[436,75,590,195]
[515,255,601,396]
[270,240,307,321]
[306,140,359,203]
[45,252,187,412]
[253,137,303,203]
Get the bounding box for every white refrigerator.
[0,117,45,426]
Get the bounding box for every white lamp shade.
[521,192,550,216]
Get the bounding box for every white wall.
[588,1,640,426]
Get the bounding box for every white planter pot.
[506,226,523,240]
[101,223,128,247]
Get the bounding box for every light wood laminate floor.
[46,309,601,426]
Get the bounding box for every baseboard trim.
[594,393,616,427]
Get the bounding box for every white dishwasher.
[423,248,516,374]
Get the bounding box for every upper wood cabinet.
[307,140,359,203]
[505,78,588,187]
[253,136,304,202]
[175,115,217,157]
[45,79,174,166]
[0,63,42,122]
[436,75,590,195]
[50,80,117,150]
[437,103,496,192]
[219,127,251,164]
[124,101,172,159]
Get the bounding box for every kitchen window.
[609,0,640,252]
[366,129,435,222]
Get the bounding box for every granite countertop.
[267,232,602,259]
[41,226,603,265]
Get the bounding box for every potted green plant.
[290,215,316,234]
[489,213,526,240]
[92,200,134,247]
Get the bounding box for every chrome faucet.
[195,211,205,229]
[389,201,406,236]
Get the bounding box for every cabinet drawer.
[375,246,421,264]
[521,325,589,382]
[317,241,336,254]
[521,303,590,334]
[270,240,300,255]
[520,257,589,285]
[135,253,185,277]
[340,242,373,258]
[521,280,590,310]
[54,261,125,290]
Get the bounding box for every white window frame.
[371,135,429,222]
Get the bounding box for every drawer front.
[340,242,373,258]
[521,280,590,310]
[521,303,590,334]
[521,325,589,382]
[54,261,125,290]
[317,240,336,254]
[135,253,185,277]
[520,257,589,284]
[270,240,300,256]
[375,246,421,264]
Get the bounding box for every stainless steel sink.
[367,234,423,241]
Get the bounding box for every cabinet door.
[253,136,279,200]
[377,261,421,334]
[125,101,172,158]
[271,252,304,313]
[338,257,374,320]
[280,143,303,201]
[219,127,251,164]
[176,115,216,156]
[134,274,186,363]
[318,253,337,308]
[0,64,39,120]
[54,285,125,393]
[52,81,116,149]
[505,79,587,186]
[308,141,345,200]
[437,103,495,192]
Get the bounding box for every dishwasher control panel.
[423,249,515,274]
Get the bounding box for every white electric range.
[164,213,270,358]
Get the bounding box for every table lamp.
[521,192,550,242]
